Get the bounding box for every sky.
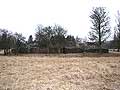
[0,0,120,40]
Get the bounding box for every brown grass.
[0,54,120,90]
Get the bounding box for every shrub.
[85,49,108,53]
[18,47,28,53]
[63,48,84,53]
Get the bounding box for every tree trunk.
[98,21,102,53]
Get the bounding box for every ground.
[0,54,120,90]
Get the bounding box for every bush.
[18,47,28,53]
[85,49,108,53]
[63,48,84,53]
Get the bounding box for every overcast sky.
[0,0,120,39]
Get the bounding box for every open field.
[0,54,120,90]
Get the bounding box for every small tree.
[89,7,111,51]
[28,35,33,44]
[66,35,76,47]
[14,32,27,54]
[0,29,15,55]
[27,35,33,53]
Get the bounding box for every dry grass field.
[0,54,120,90]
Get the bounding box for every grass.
[0,54,120,90]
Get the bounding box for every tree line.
[0,7,120,55]
[0,24,77,55]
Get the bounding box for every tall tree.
[35,25,54,53]
[35,24,67,53]
[89,7,111,50]
[51,25,67,53]
[35,24,44,48]
[113,11,120,51]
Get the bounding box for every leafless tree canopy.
[89,7,111,48]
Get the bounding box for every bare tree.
[0,29,15,55]
[51,24,67,53]
[89,7,111,50]
[14,32,26,54]
[35,24,67,53]
[35,24,54,53]
[114,11,120,51]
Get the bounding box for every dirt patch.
[0,55,120,90]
